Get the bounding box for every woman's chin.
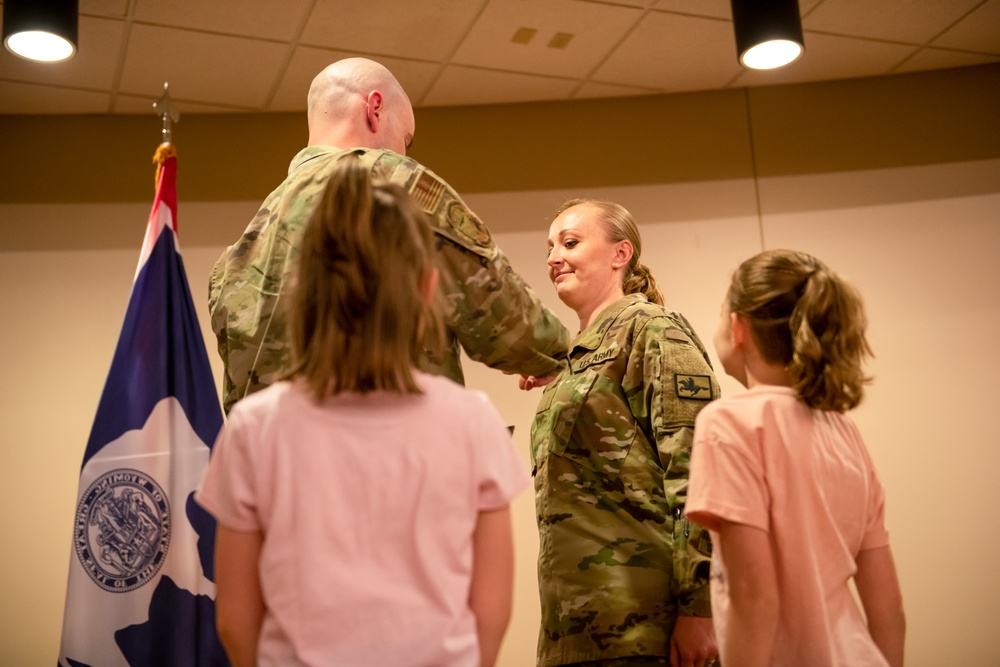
[554,289,584,314]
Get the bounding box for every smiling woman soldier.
[522,199,721,667]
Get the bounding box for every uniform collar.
[287,146,336,175]
[571,293,647,353]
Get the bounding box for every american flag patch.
[410,171,445,214]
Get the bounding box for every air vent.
[511,27,538,44]
[548,32,574,49]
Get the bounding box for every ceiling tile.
[133,0,313,42]
[592,0,658,8]
[734,32,919,88]
[80,0,130,19]
[0,16,123,89]
[804,0,985,45]
[894,47,1000,73]
[0,81,110,114]
[0,0,995,115]
[794,0,826,18]
[300,0,485,61]
[269,47,354,113]
[452,0,643,78]
[651,0,732,20]
[270,47,443,112]
[932,0,1000,54]
[118,25,289,108]
[593,11,741,92]
[650,0,822,21]
[422,65,579,106]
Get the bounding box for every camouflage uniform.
[529,294,719,666]
[209,146,569,413]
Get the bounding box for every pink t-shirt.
[196,373,530,667]
[686,385,890,667]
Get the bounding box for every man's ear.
[366,90,383,132]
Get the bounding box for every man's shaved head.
[306,58,414,155]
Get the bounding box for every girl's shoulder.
[416,372,498,412]
[226,380,301,424]
[697,386,803,431]
[230,380,296,410]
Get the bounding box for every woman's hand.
[518,374,558,391]
[669,615,719,667]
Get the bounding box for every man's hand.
[669,615,718,667]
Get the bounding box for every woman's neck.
[576,288,626,331]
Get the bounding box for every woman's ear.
[612,240,633,269]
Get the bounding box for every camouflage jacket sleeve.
[627,312,721,617]
[372,153,570,379]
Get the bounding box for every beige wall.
[1,64,998,665]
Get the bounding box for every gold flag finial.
[152,83,180,189]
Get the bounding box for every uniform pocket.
[531,370,636,478]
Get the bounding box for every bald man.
[209,58,569,413]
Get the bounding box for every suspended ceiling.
[0,0,997,115]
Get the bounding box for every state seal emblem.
[74,468,171,593]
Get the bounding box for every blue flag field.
[58,148,229,666]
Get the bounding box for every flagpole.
[58,84,229,667]
[153,82,180,190]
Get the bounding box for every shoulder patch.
[446,200,491,246]
[410,171,445,214]
[674,374,713,400]
[405,167,493,250]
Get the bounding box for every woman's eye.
[565,239,578,248]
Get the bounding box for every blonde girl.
[687,249,905,667]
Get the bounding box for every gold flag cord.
[152,142,177,191]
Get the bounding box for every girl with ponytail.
[198,156,528,667]
[687,249,905,667]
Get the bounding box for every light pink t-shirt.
[196,373,530,667]
[686,385,890,667]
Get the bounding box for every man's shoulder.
[371,154,496,255]
[288,147,495,252]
